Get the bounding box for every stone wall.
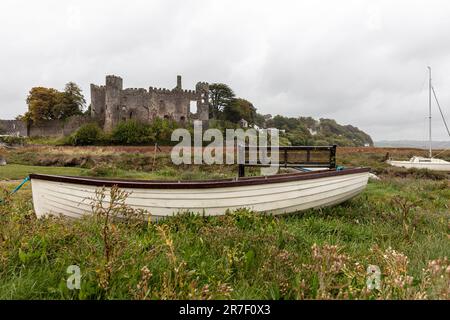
[28,115,92,137]
[0,120,27,136]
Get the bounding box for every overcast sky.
[1,0,450,141]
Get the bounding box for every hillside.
[265,115,373,147]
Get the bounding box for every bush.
[65,119,180,146]
[70,123,103,146]
[149,118,179,145]
[0,136,26,145]
[111,120,155,145]
[110,119,179,145]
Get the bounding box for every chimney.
[177,75,182,90]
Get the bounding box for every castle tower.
[90,84,106,124]
[195,82,209,121]
[104,75,123,131]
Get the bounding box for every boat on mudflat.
[29,167,370,220]
[387,156,450,171]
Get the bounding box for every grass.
[0,163,236,181]
[0,146,449,300]
[0,164,88,180]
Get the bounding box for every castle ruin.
[90,75,209,131]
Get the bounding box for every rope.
[0,176,30,204]
[431,86,450,137]
[431,86,450,157]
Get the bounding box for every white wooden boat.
[387,156,450,171]
[29,168,370,220]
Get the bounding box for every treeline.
[266,116,374,147]
[207,83,373,147]
[20,81,373,147]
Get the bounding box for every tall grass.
[0,179,448,300]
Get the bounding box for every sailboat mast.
[428,66,432,158]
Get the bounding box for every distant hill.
[264,115,374,147]
[375,140,450,149]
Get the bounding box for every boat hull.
[30,169,370,220]
[387,160,450,171]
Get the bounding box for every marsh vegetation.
[0,146,448,299]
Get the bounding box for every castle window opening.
[190,100,197,114]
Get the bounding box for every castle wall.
[120,89,151,123]
[28,115,92,137]
[0,120,27,136]
[148,88,196,123]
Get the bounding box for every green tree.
[111,120,154,145]
[23,82,86,123]
[234,98,257,123]
[208,83,235,119]
[221,98,258,124]
[150,118,179,145]
[24,87,61,123]
[54,82,86,119]
[254,113,267,128]
[70,123,103,146]
[222,101,241,123]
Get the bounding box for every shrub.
[110,119,179,146]
[70,123,103,146]
[111,120,154,145]
[149,118,179,145]
[0,135,26,145]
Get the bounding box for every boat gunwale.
[29,167,370,189]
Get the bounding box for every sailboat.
[387,67,450,171]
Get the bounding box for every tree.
[254,113,267,128]
[70,123,103,146]
[208,83,235,119]
[25,87,61,123]
[235,98,257,123]
[23,82,85,123]
[54,82,86,120]
[222,98,256,123]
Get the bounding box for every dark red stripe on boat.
[29,168,370,189]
